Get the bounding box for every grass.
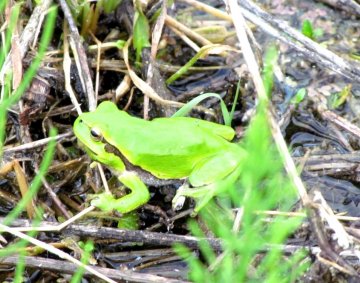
[0,2,307,282]
[175,100,309,282]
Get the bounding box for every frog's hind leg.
[173,147,246,213]
[189,147,246,187]
[173,166,242,213]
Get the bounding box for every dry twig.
[0,0,52,87]
[57,0,96,110]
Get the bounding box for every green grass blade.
[2,6,57,108]
[262,46,278,98]
[166,45,216,85]
[2,128,57,226]
[229,80,241,121]
[0,6,57,156]
[70,241,94,283]
[13,249,26,283]
[0,3,21,68]
[0,0,7,13]
[172,92,231,126]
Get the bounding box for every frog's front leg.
[91,171,150,213]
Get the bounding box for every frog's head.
[73,102,125,171]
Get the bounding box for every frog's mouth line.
[77,140,99,157]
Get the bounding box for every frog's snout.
[73,118,85,132]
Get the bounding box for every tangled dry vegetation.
[1,0,360,282]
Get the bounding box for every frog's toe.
[172,195,186,211]
[87,193,99,201]
[91,193,116,211]
[172,183,218,212]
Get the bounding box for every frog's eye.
[90,127,103,142]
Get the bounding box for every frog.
[73,101,247,214]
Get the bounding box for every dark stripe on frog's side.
[104,143,181,187]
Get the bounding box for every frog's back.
[103,111,236,179]
[154,116,235,141]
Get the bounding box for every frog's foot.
[91,172,150,214]
[172,183,188,211]
[90,193,117,212]
[172,183,218,213]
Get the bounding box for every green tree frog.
[73,101,246,213]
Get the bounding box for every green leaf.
[117,211,139,230]
[100,0,122,14]
[328,84,352,109]
[291,88,307,104]
[133,10,151,63]
[302,19,314,39]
